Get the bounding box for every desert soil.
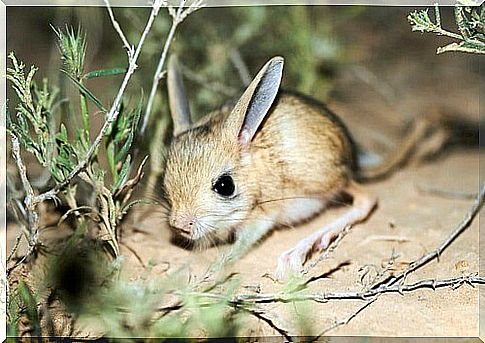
[121,149,482,338]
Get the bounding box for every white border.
[1,1,482,342]
[1,0,6,341]
[1,0,463,5]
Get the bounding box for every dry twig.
[179,62,237,97]
[7,233,23,264]
[141,0,204,134]
[313,297,378,339]
[223,274,484,305]
[8,135,41,274]
[104,0,135,61]
[371,183,485,289]
[230,49,251,87]
[302,225,352,275]
[240,306,292,341]
[11,135,38,234]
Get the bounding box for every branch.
[11,134,38,234]
[239,306,292,341]
[416,184,476,200]
[312,296,378,339]
[230,49,251,87]
[408,5,485,55]
[34,0,165,205]
[371,183,485,289]
[141,0,204,135]
[227,275,483,304]
[9,135,41,273]
[7,233,23,263]
[408,6,462,40]
[104,0,135,61]
[6,242,39,275]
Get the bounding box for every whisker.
[195,224,222,252]
[197,223,224,253]
[255,194,353,208]
[198,210,243,220]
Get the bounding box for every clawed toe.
[274,232,337,280]
[275,246,309,280]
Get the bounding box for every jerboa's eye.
[213,174,235,197]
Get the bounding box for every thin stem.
[7,233,23,263]
[104,0,135,61]
[416,184,476,200]
[79,91,90,148]
[141,0,186,135]
[454,5,469,40]
[230,49,251,87]
[7,243,39,275]
[9,135,42,275]
[302,225,351,275]
[11,134,38,235]
[430,23,463,40]
[312,297,378,339]
[240,306,292,341]
[179,62,237,97]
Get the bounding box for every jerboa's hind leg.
[275,181,377,278]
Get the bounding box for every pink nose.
[170,214,196,235]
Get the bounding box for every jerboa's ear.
[167,54,192,136]
[226,56,284,146]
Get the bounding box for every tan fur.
[163,92,354,241]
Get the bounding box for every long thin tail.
[355,108,478,183]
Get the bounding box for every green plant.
[7,281,41,338]
[408,4,485,54]
[5,0,188,335]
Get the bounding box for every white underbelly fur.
[276,198,327,225]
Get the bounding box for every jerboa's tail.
[355,108,479,183]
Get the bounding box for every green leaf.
[17,281,41,336]
[116,97,143,164]
[53,25,86,80]
[84,67,127,80]
[62,70,106,112]
[113,154,132,191]
[57,123,69,141]
[92,164,106,183]
[408,9,435,33]
[107,142,117,181]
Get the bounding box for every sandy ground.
[120,148,481,338]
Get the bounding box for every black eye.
[213,174,235,197]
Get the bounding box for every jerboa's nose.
[170,214,195,234]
